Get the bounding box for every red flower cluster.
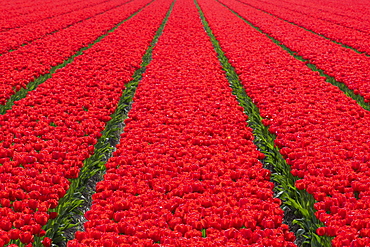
[286,0,370,23]
[0,0,131,55]
[0,0,152,105]
[0,0,106,32]
[0,0,170,244]
[217,0,370,103]
[247,0,370,34]
[198,0,370,246]
[68,0,296,246]
[235,0,370,55]
[0,0,75,29]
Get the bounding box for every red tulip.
[316,227,327,236]
[19,231,33,244]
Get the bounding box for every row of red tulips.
[218,0,370,104]
[0,0,104,31]
[0,0,149,106]
[0,0,88,12]
[0,0,85,21]
[0,0,128,55]
[236,0,370,55]
[0,0,47,13]
[68,0,296,246]
[0,0,171,245]
[199,0,370,246]
[247,0,370,34]
[289,0,370,21]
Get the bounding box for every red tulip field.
[1,0,370,246]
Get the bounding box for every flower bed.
[0,0,105,31]
[217,0,370,104]
[68,0,296,246]
[279,0,370,22]
[0,0,151,105]
[198,0,370,245]
[1,0,369,246]
[0,0,171,244]
[0,0,129,55]
[246,0,370,33]
[235,0,370,55]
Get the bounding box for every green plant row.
[195,0,332,246]
[26,1,176,246]
[0,0,155,116]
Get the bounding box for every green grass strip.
[0,0,154,116]
[234,0,369,56]
[30,1,176,246]
[217,0,370,112]
[195,0,332,246]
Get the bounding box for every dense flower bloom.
[0,0,151,105]
[1,0,369,246]
[235,0,370,54]
[0,0,170,244]
[218,0,370,103]
[0,0,131,54]
[68,0,296,246]
[198,0,370,245]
